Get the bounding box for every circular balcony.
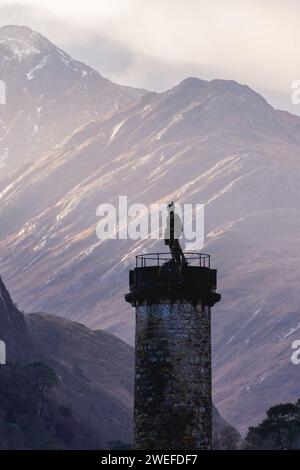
[135,252,211,268]
[126,252,220,307]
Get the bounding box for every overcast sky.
[0,0,299,114]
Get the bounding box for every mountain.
[0,276,35,363]
[1,26,300,434]
[0,25,146,178]
[212,406,242,449]
[26,312,134,448]
[0,277,239,449]
[0,276,134,448]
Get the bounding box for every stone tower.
[125,252,221,450]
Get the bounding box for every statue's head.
[167,201,174,213]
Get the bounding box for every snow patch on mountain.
[0,37,40,61]
[26,55,49,80]
[110,119,126,141]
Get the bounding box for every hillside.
[0,276,134,448]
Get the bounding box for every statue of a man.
[164,202,186,264]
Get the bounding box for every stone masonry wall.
[134,301,212,450]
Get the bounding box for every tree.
[245,401,300,449]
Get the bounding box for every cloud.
[0,0,299,114]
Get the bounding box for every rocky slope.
[0,276,34,363]
[1,26,300,433]
[27,312,135,448]
[212,406,242,449]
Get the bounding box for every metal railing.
[135,252,210,268]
